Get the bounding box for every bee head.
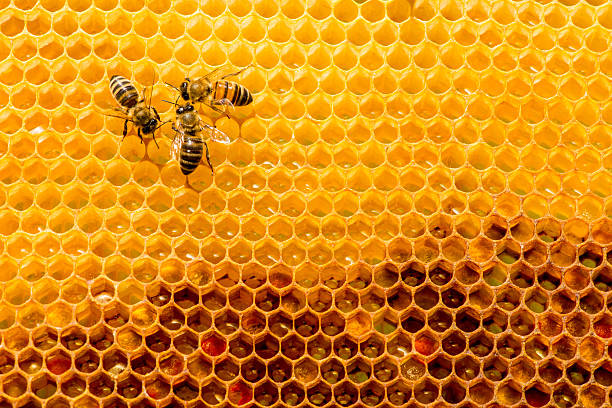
[180,81,190,101]
[176,104,194,115]
[142,118,158,134]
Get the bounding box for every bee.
[108,75,168,147]
[166,66,253,118]
[170,103,230,176]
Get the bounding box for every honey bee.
[108,75,168,147]
[166,66,253,118]
[170,103,230,176]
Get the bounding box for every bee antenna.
[164,82,180,92]
[161,99,177,105]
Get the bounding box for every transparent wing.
[198,64,253,83]
[170,131,183,161]
[202,124,231,145]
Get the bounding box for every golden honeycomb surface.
[1,0,612,407]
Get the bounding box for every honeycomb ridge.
[1,0,612,407]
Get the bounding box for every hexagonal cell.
[201,286,227,311]
[228,287,253,311]
[374,263,399,288]
[593,266,612,292]
[384,332,410,359]
[146,283,171,307]
[428,355,452,379]
[145,327,171,353]
[228,334,253,359]
[145,375,170,400]
[17,348,42,374]
[304,334,329,361]
[551,289,577,314]
[60,374,86,397]
[45,349,71,375]
[295,311,319,337]
[538,266,562,291]
[174,330,199,355]
[414,285,440,310]
[101,349,127,376]
[483,308,508,334]
[73,348,98,374]
[428,260,453,285]
[552,383,577,408]
[3,373,26,398]
[32,374,57,399]
[318,358,344,385]
[214,357,239,382]
[440,330,465,356]
[456,355,479,381]
[88,372,114,398]
[496,240,521,265]
[428,308,452,332]
[268,310,292,337]
[566,361,591,386]
[359,286,384,312]
[387,285,412,311]
[131,351,155,376]
[174,285,199,309]
[186,307,212,332]
[268,356,292,383]
[241,309,267,335]
[580,289,604,314]
[214,308,239,335]
[32,326,58,350]
[253,381,278,405]
[117,374,142,399]
[401,261,426,286]
[280,381,305,405]
[496,334,521,359]
[388,380,412,405]
[552,335,577,360]
[509,309,535,336]
[347,263,371,289]
[172,376,199,401]
[593,363,612,386]
[288,356,316,384]
[321,311,344,336]
[579,243,603,268]
[441,285,466,309]
[483,215,507,240]
[455,307,480,333]
[0,350,14,374]
[186,353,212,379]
[335,287,359,313]
[60,326,86,351]
[240,356,266,383]
[414,379,439,404]
[333,335,357,360]
[307,382,331,406]
[482,262,507,287]
[523,335,549,361]
[414,331,439,356]
[103,302,129,328]
[334,381,358,406]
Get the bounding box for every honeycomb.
[1,0,612,406]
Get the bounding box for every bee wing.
[170,131,183,160]
[202,124,231,145]
[199,64,252,83]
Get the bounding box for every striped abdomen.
[214,81,253,106]
[110,75,139,108]
[179,133,203,175]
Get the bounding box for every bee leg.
[152,106,161,121]
[151,131,160,149]
[138,128,144,144]
[209,103,231,119]
[122,119,128,141]
[204,141,214,175]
